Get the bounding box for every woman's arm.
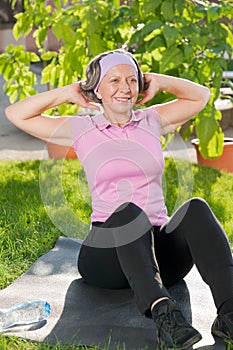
[137,73,210,135]
[5,83,100,146]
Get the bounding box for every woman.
[5,49,233,350]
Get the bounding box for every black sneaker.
[152,299,202,350]
[211,311,233,343]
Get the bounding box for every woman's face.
[96,64,139,115]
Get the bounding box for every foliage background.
[0,0,233,158]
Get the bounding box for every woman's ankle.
[151,297,170,312]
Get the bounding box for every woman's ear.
[96,90,102,100]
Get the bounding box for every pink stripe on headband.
[94,52,138,93]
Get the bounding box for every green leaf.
[13,13,32,39]
[207,129,224,159]
[5,44,16,54]
[81,10,100,36]
[113,0,120,8]
[57,103,77,116]
[129,20,163,46]
[140,0,162,14]
[207,5,220,22]
[41,64,53,84]
[21,86,37,98]
[89,34,108,56]
[52,0,62,9]
[33,27,48,48]
[175,0,185,15]
[12,15,23,40]
[161,0,174,21]
[10,0,18,10]
[4,64,15,80]
[183,45,194,60]
[29,52,40,63]
[196,105,224,159]
[41,52,58,61]
[146,35,166,52]
[159,47,184,72]
[0,59,7,74]
[221,23,233,48]
[50,65,59,87]
[197,61,213,84]
[9,87,19,104]
[19,90,27,101]
[63,26,76,46]
[163,25,179,48]
[69,46,85,76]
[45,5,53,14]
[52,22,64,40]
[52,23,75,45]
[182,123,194,141]
[211,62,224,101]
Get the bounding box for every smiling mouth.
[114,97,131,103]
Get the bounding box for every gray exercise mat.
[0,237,226,349]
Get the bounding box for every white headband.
[94,52,138,93]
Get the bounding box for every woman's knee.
[184,197,210,214]
[165,197,211,233]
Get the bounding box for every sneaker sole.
[212,329,233,344]
[157,332,202,350]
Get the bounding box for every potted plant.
[192,138,233,173]
[0,0,232,160]
[191,83,233,173]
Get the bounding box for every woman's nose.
[119,80,130,92]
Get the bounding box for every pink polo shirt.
[70,107,169,226]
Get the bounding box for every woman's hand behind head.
[68,83,101,111]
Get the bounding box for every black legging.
[78,198,233,317]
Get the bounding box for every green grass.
[0,158,233,349]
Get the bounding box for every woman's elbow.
[201,86,210,107]
[5,105,20,126]
[5,105,14,122]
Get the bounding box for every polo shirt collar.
[92,110,144,130]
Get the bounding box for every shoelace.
[157,310,178,335]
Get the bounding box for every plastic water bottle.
[0,300,51,331]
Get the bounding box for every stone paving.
[0,73,48,160]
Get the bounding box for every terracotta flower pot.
[191,138,233,173]
[46,142,77,159]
